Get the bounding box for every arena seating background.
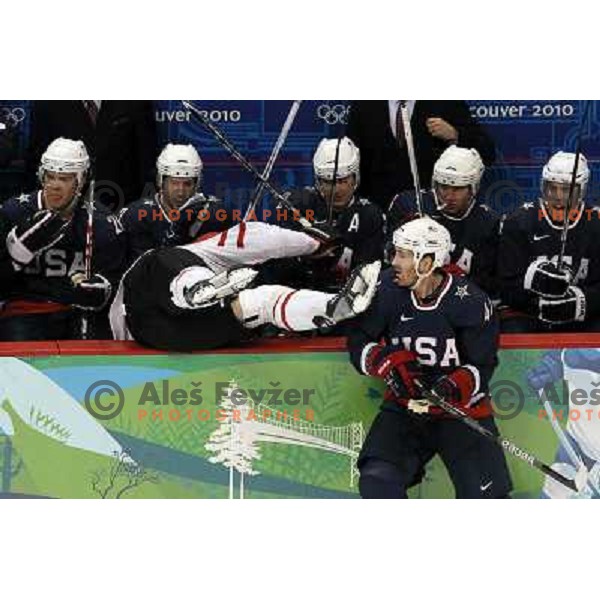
[2,100,599,214]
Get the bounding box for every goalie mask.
[432,147,484,218]
[313,137,360,209]
[541,151,589,219]
[38,138,90,211]
[392,217,451,289]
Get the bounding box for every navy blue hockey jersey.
[387,191,500,296]
[0,191,126,305]
[498,201,600,317]
[348,267,498,418]
[120,195,232,262]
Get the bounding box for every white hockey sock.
[237,285,333,331]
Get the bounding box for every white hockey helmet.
[541,150,590,201]
[432,146,484,194]
[392,217,451,284]
[313,137,360,186]
[157,143,203,191]
[38,137,90,194]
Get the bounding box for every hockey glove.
[431,367,478,409]
[365,345,421,398]
[538,286,586,324]
[525,351,563,392]
[71,272,112,311]
[174,194,227,241]
[6,210,70,267]
[524,260,572,298]
[304,223,343,258]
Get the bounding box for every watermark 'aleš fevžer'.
[84,379,315,421]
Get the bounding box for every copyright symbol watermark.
[85,380,125,421]
[490,380,525,421]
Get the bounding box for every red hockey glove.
[365,345,421,398]
[431,367,477,409]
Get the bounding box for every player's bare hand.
[426,118,458,143]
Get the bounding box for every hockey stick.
[326,136,342,226]
[183,101,333,242]
[400,101,424,216]
[411,379,586,492]
[80,178,95,340]
[243,100,302,221]
[558,100,591,270]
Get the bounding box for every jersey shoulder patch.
[447,276,494,326]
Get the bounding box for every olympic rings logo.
[316,103,350,125]
[0,107,26,127]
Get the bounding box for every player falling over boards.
[348,216,512,499]
[109,219,381,352]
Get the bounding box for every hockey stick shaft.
[558,101,591,269]
[84,179,95,279]
[81,178,95,339]
[327,136,342,226]
[413,379,579,491]
[244,100,302,220]
[183,101,315,230]
[400,102,423,216]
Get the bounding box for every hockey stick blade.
[413,379,580,492]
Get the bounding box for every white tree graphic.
[205,381,261,499]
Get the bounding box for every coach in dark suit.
[346,100,495,210]
[27,101,157,211]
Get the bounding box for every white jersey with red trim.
[110,222,320,339]
[182,221,319,274]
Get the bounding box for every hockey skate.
[184,268,259,308]
[315,260,381,327]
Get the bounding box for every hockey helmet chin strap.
[434,191,476,222]
[409,257,436,290]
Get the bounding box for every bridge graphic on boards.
[205,381,364,499]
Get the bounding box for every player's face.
[42,171,78,212]
[162,176,196,210]
[435,184,473,216]
[391,247,418,287]
[543,181,581,212]
[317,175,356,210]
